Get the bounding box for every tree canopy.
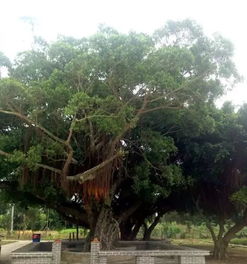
[173,103,247,259]
[0,20,241,249]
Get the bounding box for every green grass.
[58,228,78,234]
[0,228,89,240]
[172,238,213,247]
[231,238,247,246]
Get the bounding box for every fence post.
[52,240,62,264]
[90,238,100,264]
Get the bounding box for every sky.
[1,0,247,106]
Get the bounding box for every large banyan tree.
[0,20,239,247]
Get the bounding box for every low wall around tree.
[10,240,61,264]
[91,240,210,264]
[61,251,90,264]
[10,239,210,264]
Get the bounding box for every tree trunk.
[143,223,151,240]
[207,218,247,260]
[207,221,228,260]
[143,227,152,240]
[143,213,162,240]
[84,199,142,249]
[83,228,94,251]
[130,222,143,240]
[120,219,143,240]
[212,239,228,260]
[85,205,120,250]
[120,222,134,240]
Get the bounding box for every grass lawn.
[172,238,247,264]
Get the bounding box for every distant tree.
[175,103,247,259]
[0,51,11,78]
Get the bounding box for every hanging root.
[83,155,122,201]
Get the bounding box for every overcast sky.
[1,0,247,106]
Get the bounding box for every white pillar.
[10,204,14,233]
[90,238,100,264]
[52,240,62,264]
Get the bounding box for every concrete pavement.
[0,240,31,263]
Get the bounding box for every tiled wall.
[10,241,61,264]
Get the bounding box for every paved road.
[0,241,31,263]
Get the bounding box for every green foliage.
[26,145,43,170]
[231,187,247,206]
[0,191,65,231]
[231,238,247,246]
[8,150,26,164]
[162,223,181,238]
[0,51,11,68]
[0,20,241,235]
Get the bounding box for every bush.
[231,238,247,246]
[163,224,181,238]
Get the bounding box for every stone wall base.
[180,256,205,264]
[136,256,155,264]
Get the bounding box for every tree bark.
[120,219,143,240]
[207,221,228,260]
[143,213,162,240]
[207,217,247,260]
[85,205,120,250]
[96,207,120,249]
[120,221,134,240]
[212,239,228,260]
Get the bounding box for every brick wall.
[97,245,209,264]
[180,256,206,264]
[136,256,155,264]
[90,240,101,264]
[10,239,209,264]
[11,252,53,264]
[52,240,61,264]
[10,241,61,264]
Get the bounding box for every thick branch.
[217,219,225,241]
[75,114,118,123]
[148,213,162,231]
[0,149,62,175]
[118,201,142,223]
[147,85,187,104]
[62,119,75,178]
[66,120,75,144]
[109,95,149,154]
[37,164,62,174]
[109,97,180,154]
[67,151,123,183]
[0,150,10,157]
[223,209,247,242]
[87,117,96,153]
[62,145,73,180]
[55,204,89,228]
[206,222,217,244]
[0,109,66,145]
[140,105,181,114]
